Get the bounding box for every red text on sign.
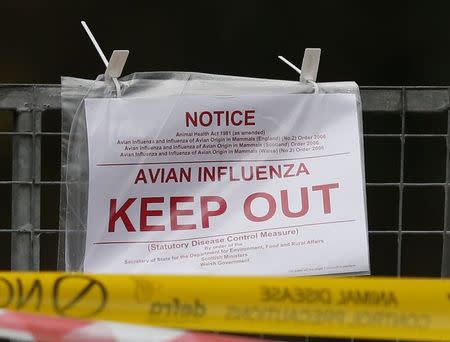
[243,183,339,222]
[108,196,227,232]
[185,110,255,127]
[107,183,339,233]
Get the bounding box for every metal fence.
[0,85,61,271]
[0,85,449,339]
[0,85,449,274]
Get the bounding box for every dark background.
[0,0,449,85]
[0,3,449,341]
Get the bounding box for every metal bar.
[362,86,449,89]
[396,88,406,277]
[366,183,449,186]
[2,181,31,185]
[369,230,449,234]
[33,85,61,110]
[0,132,68,136]
[0,86,34,109]
[31,94,42,270]
[11,107,33,270]
[0,181,65,185]
[3,228,450,234]
[0,84,60,109]
[364,134,447,137]
[406,89,450,112]
[360,88,450,112]
[360,89,402,112]
[441,104,450,277]
[4,181,448,186]
[0,229,61,233]
[4,181,450,186]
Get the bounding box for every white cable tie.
[81,21,109,68]
[308,80,320,94]
[278,55,301,75]
[300,48,321,83]
[113,78,122,97]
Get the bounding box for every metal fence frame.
[0,85,449,278]
[0,85,60,270]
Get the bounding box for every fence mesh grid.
[0,85,449,341]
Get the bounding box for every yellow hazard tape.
[0,272,449,341]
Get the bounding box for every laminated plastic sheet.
[60,72,367,274]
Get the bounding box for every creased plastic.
[59,72,367,273]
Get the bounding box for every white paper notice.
[84,94,369,276]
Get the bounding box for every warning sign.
[84,94,369,275]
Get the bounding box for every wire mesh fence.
[0,85,449,341]
[0,85,61,271]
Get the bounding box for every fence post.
[11,101,33,270]
[442,103,450,277]
[32,94,42,270]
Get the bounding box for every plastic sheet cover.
[58,72,369,275]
